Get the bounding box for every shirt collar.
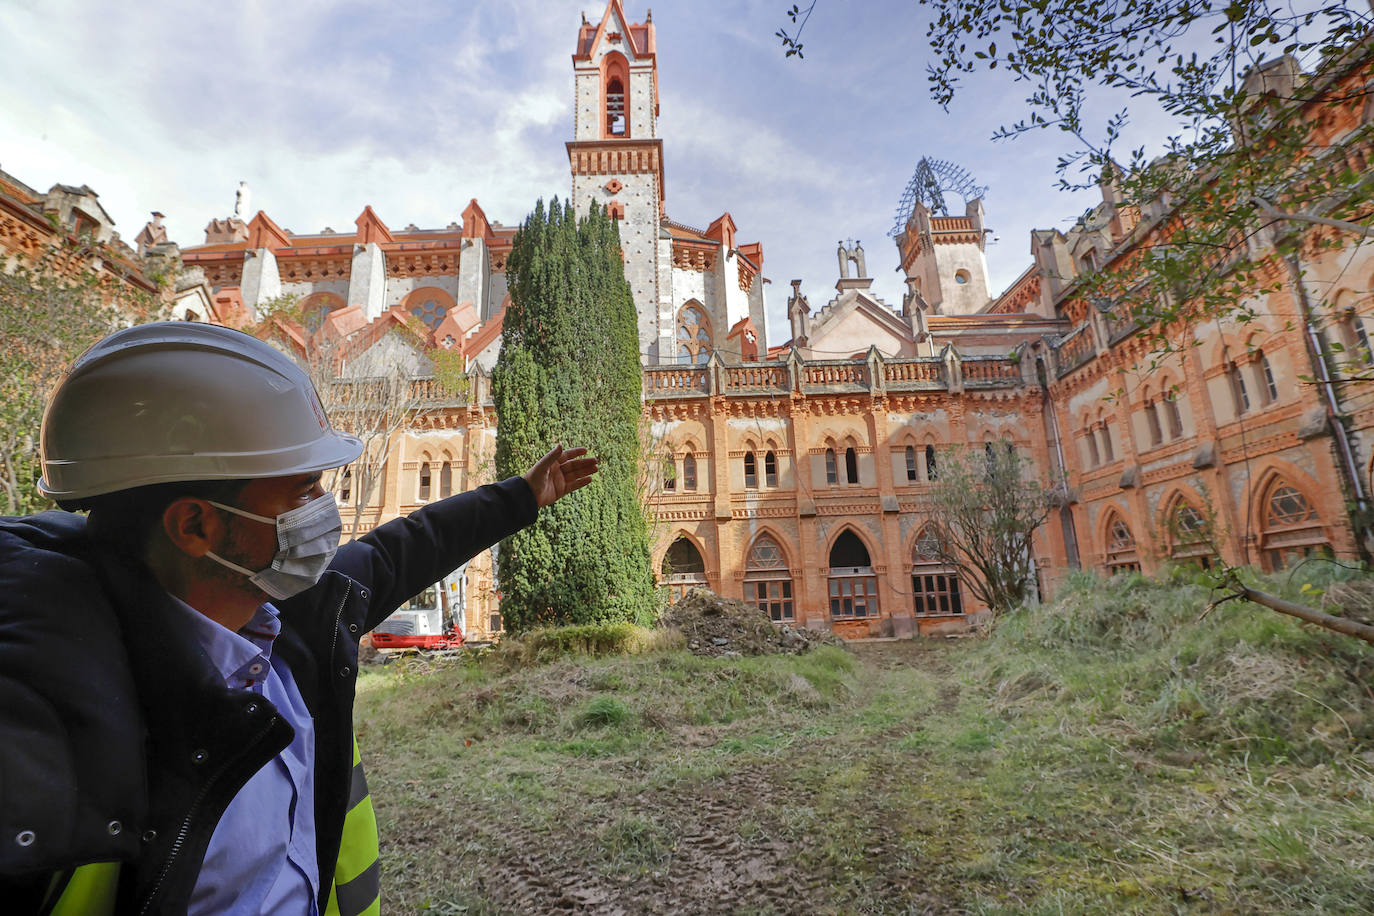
[170,597,282,688]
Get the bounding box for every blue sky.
[1,0,1121,339]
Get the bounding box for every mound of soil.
[661,589,843,657]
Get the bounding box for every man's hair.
[71,479,250,556]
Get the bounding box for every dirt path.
[381,641,971,915]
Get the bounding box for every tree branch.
[1251,196,1374,239]
[1232,579,1374,646]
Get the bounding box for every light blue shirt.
[172,598,319,916]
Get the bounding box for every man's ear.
[160,498,223,558]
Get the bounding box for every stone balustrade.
[884,357,945,389]
[723,364,789,391]
[639,351,1023,400]
[1053,323,1096,378]
[643,365,711,395]
[962,355,1022,388]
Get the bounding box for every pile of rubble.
[661,589,844,657]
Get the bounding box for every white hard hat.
[39,322,364,501]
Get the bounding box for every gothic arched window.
[1098,421,1115,462]
[743,451,757,489]
[676,302,712,365]
[1260,480,1328,572]
[925,445,937,481]
[828,529,878,619]
[417,462,432,501]
[683,452,697,491]
[1228,361,1251,415]
[1145,397,1163,447]
[1084,422,1100,467]
[1165,497,1212,568]
[764,451,778,488]
[905,445,918,482]
[605,77,626,136]
[745,535,793,622]
[1164,389,1185,439]
[844,447,859,485]
[825,448,838,485]
[1257,352,1279,404]
[1104,513,1140,574]
[912,529,963,615]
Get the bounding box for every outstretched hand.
[523,444,599,509]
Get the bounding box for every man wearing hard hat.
[0,322,597,915]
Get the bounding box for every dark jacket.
[0,477,537,914]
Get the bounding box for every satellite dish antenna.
[889,157,988,238]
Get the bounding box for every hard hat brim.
[39,431,365,501]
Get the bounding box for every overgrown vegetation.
[492,199,655,632]
[357,570,1374,913]
[921,444,1056,614]
[0,246,163,515]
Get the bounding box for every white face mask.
[204,493,343,600]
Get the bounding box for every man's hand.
[523,444,599,509]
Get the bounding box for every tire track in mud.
[632,764,818,915]
[476,764,818,915]
[478,818,628,915]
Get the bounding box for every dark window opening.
[844,447,859,485]
[829,529,871,568]
[662,536,708,603]
[764,451,778,487]
[743,452,757,489]
[1164,394,1184,439]
[606,77,626,136]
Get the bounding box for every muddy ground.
[372,640,970,915]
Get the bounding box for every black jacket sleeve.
[327,476,538,632]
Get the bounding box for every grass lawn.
[355,571,1374,914]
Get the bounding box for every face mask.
[203,493,343,600]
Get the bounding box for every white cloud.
[3,0,1140,346]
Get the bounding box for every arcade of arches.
[126,0,1369,643]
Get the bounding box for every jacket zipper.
[329,580,353,664]
[137,717,279,914]
[142,581,354,913]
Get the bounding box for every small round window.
[954,270,970,285]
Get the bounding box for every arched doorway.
[828,528,878,619]
[661,536,707,602]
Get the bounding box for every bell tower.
[569,1,667,362]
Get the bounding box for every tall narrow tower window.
[606,77,626,136]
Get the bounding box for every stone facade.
[150,2,1374,642]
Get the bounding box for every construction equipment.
[370,581,466,650]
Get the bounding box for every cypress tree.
[492,198,654,631]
